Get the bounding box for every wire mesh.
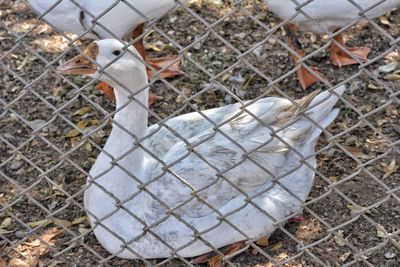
[0,0,399,266]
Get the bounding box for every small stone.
[384,252,396,259]
[9,160,24,171]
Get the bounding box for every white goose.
[264,0,400,89]
[29,0,185,102]
[57,39,345,260]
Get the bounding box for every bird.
[57,39,345,262]
[28,0,185,104]
[264,0,400,89]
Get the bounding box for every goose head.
[57,39,148,91]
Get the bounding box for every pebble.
[384,252,396,259]
[9,160,24,171]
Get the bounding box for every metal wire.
[1,0,399,266]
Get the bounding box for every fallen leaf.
[27,119,46,131]
[47,260,64,267]
[0,258,6,267]
[270,241,283,251]
[383,159,397,179]
[27,219,52,228]
[17,55,37,70]
[221,73,231,82]
[41,227,63,243]
[377,62,398,73]
[85,142,92,152]
[0,217,12,229]
[256,236,269,247]
[73,106,92,116]
[344,146,372,160]
[376,224,386,238]
[379,16,391,26]
[176,94,185,103]
[334,230,346,247]
[340,251,351,262]
[26,239,41,247]
[144,43,162,52]
[72,216,88,225]
[78,227,89,235]
[8,258,30,267]
[383,73,400,81]
[242,74,256,91]
[53,219,72,228]
[64,129,81,138]
[346,204,370,216]
[65,120,99,138]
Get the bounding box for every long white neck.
[102,73,149,170]
[86,70,149,205]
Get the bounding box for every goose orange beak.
[57,42,99,75]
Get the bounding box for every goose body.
[57,39,345,259]
[28,0,182,39]
[266,0,400,33]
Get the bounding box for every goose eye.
[112,50,121,56]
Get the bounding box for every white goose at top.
[57,39,345,259]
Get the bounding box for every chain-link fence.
[1,0,399,266]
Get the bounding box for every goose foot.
[192,241,245,267]
[286,24,325,90]
[288,215,305,223]
[132,24,182,80]
[330,33,371,67]
[148,94,163,106]
[146,55,182,80]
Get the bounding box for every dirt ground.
[1,0,399,266]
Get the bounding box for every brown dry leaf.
[270,241,283,251]
[256,236,269,247]
[53,219,72,228]
[73,106,92,116]
[344,146,372,160]
[0,258,7,267]
[41,227,63,243]
[8,258,30,267]
[383,159,397,179]
[208,256,223,267]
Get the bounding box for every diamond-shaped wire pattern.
[1,0,399,266]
